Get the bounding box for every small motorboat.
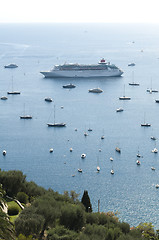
[101,135,105,140]
[4,63,18,68]
[49,148,53,153]
[1,96,8,100]
[152,148,158,153]
[97,166,100,172]
[84,132,88,136]
[136,160,141,165]
[78,168,82,173]
[110,157,113,161]
[115,147,121,153]
[45,97,53,102]
[151,136,157,140]
[156,184,159,188]
[128,63,135,66]
[111,169,114,174]
[151,167,156,171]
[70,148,73,152]
[2,150,6,156]
[116,108,124,112]
[88,88,103,93]
[63,83,76,88]
[81,153,86,159]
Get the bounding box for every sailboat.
[119,85,131,100]
[7,76,21,95]
[141,113,151,127]
[47,105,66,127]
[129,71,140,86]
[146,79,158,93]
[20,104,32,119]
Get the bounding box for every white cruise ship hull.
[40,69,123,78]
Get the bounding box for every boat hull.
[40,69,123,78]
[47,123,66,127]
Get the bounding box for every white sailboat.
[129,71,140,86]
[47,105,66,127]
[141,113,151,127]
[20,104,32,119]
[119,85,131,100]
[7,76,21,95]
[146,79,158,93]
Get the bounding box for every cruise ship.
[40,58,123,78]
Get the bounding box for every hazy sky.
[0,0,159,23]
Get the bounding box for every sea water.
[0,23,159,227]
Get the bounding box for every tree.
[47,225,78,240]
[0,170,26,197]
[0,209,15,240]
[15,207,45,237]
[17,192,28,204]
[60,204,85,231]
[137,222,156,239]
[33,193,61,238]
[81,190,92,212]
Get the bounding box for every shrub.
[60,204,85,231]
[8,205,19,216]
[17,192,28,204]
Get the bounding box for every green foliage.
[17,234,37,240]
[118,222,130,234]
[0,170,26,197]
[86,212,99,225]
[15,206,45,237]
[17,192,28,204]
[24,181,46,201]
[129,228,142,239]
[0,209,15,240]
[47,225,78,240]
[81,190,92,212]
[137,222,156,239]
[8,205,19,216]
[60,204,86,231]
[98,212,110,225]
[80,224,107,240]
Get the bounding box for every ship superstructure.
[40,58,123,78]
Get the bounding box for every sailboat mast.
[12,76,13,92]
[54,105,55,124]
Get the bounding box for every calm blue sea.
[1,23,159,227]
